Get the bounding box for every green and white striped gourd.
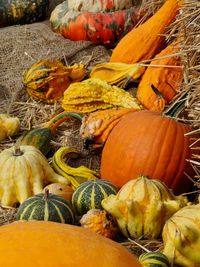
[16,189,75,224]
[138,252,170,267]
[72,180,118,215]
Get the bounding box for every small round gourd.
[138,252,170,267]
[72,180,118,215]
[80,209,118,239]
[43,183,74,201]
[16,189,75,224]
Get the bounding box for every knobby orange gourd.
[136,42,183,112]
[110,0,183,64]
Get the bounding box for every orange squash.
[110,0,183,64]
[100,110,196,194]
[136,42,183,112]
[0,221,142,267]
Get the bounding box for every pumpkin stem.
[151,84,163,99]
[44,111,83,134]
[44,188,49,201]
[163,92,188,118]
[13,143,23,156]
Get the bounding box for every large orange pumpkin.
[0,221,142,267]
[100,110,196,194]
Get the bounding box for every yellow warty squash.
[0,145,69,207]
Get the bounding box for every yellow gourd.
[0,145,69,207]
[0,114,20,141]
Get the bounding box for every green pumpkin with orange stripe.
[72,180,118,215]
[15,189,75,224]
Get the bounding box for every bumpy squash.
[0,221,142,267]
[102,176,187,239]
[101,110,196,194]
[110,0,182,63]
[162,204,200,267]
[72,180,118,215]
[19,112,82,155]
[52,146,99,189]
[0,145,69,207]
[80,209,118,239]
[61,78,142,113]
[0,0,49,27]
[80,108,136,149]
[0,114,20,141]
[23,60,86,103]
[138,252,170,267]
[136,42,183,112]
[90,62,145,87]
[50,1,144,46]
[16,189,75,224]
[68,0,139,12]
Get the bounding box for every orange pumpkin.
[0,221,142,267]
[100,110,196,194]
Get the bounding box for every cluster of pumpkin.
[0,0,200,266]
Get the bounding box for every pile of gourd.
[0,0,200,266]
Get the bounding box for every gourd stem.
[13,143,23,156]
[44,188,49,201]
[163,92,188,118]
[47,112,83,133]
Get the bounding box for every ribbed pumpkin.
[102,176,187,239]
[100,110,196,194]
[0,221,142,267]
[0,145,69,207]
[162,204,200,267]
[138,252,170,267]
[72,180,118,215]
[50,1,144,46]
[16,190,75,224]
[0,0,49,27]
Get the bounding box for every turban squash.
[100,110,198,194]
[50,1,144,46]
[0,221,142,267]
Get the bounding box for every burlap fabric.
[0,20,111,112]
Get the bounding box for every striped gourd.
[16,190,75,224]
[72,180,118,215]
[138,252,170,267]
